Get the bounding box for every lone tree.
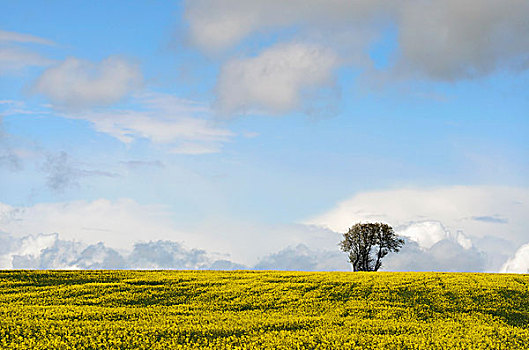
[339,222,404,272]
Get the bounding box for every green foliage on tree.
[339,222,404,272]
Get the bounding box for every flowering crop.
[0,270,528,349]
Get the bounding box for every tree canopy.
[339,222,404,272]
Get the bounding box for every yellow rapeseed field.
[0,270,528,349]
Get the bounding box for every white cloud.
[33,56,142,109]
[0,232,57,269]
[184,0,392,54]
[397,221,450,249]
[1,186,525,272]
[7,93,233,155]
[0,47,54,73]
[382,238,486,272]
[126,240,244,270]
[170,142,223,155]
[0,100,49,116]
[308,186,528,243]
[501,243,529,273]
[0,228,486,272]
[0,30,55,74]
[396,221,473,250]
[121,160,164,169]
[395,0,529,80]
[0,198,342,267]
[64,92,234,153]
[0,229,488,271]
[307,186,529,271]
[4,98,231,162]
[0,199,268,266]
[0,199,180,250]
[216,42,339,114]
[0,230,351,271]
[254,244,350,271]
[185,0,529,80]
[0,30,55,45]
[0,232,245,270]
[76,107,230,144]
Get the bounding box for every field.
[0,270,528,349]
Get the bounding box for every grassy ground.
[0,270,528,349]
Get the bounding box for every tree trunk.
[374,245,383,271]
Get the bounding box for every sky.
[0,0,528,272]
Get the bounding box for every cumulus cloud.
[254,244,349,271]
[185,0,529,81]
[0,215,507,272]
[308,186,529,244]
[0,230,352,271]
[396,221,451,249]
[191,220,343,266]
[382,238,486,272]
[0,232,59,269]
[33,56,142,109]
[395,0,529,80]
[501,244,529,273]
[127,240,245,270]
[0,230,348,271]
[396,221,473,250]
[307,186,529,272]
[216,42,339,115]
[0,232,245,270]
[11,236,127,270]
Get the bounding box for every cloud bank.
[1,186,527,272]
[0,232,245,270]
[0,231,351,271]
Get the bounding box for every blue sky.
[1,0,528,272]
